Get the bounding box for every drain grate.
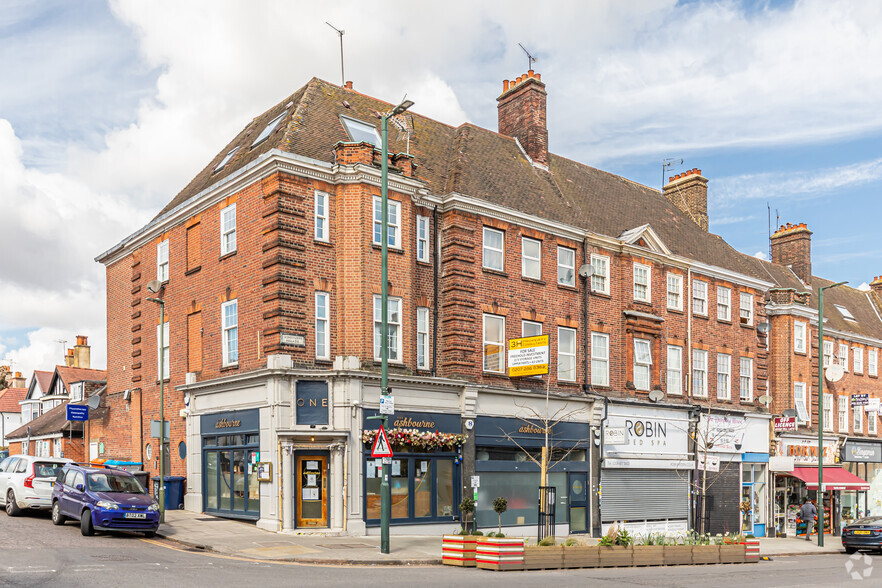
[317,543,373,550]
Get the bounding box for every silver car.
[0,455,71,515]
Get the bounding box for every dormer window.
[341,116,380,145]
[213,146,240,173]
[251,111,287,148]
[835,304,856,321]
[70,383,84,402]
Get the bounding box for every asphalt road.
[0,510,874,587]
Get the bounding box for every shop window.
[633,263,650,302]
[373,197,401,248]
[591,332,609,387]
[558,327,576,382]
[590,254,609,294]
[557,246,575,286]
[692,279,708,316]
[839,396,849,433]
[716,353,731,400]
[373,296,402,362]
[794,382,809,424]
[482,227,504,271]
[692,349,708,397]
[483,314,505,373]
[740,357,753,402]
[475,471,568,528]
[667,273,682,311]
[717,287,731,321]
[794,321,807,353]
[364,456,456,522]
[633,338,652,391]
[521,237,541,279]
[667,345,682,395]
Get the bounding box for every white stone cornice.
[765,303,819,320]
[688,261,776,291]
[818,327,882,349]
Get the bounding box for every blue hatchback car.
[51,464,160,537]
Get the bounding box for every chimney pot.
[528,69,534,77]
[503,79,510,92]
[697,169,701,175]
[535,73,541,81]
[344,81,353,90]
[669,176,674,183]
[15,372,21,378]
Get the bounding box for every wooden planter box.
[719,544,746,564]
[597,545,633,567]
[442,535,478,567]
[663,545,693,565]
[475,537,525,571]
[523,545,564,570]
[691,545,721,564]
[632,545,666,567]
[562,545,600,568]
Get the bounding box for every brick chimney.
[73,335,90,369]
[9,372,25,388]
[497,70,548,167]
[65,348,74,367]
[770,223,813,284]
[870,276,882,295]
[663,168,709,231]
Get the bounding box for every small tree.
[460,497,476,534]
[493,497,508,535]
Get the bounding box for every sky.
[2,0,882,378]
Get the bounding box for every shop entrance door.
[568,472,588,534]
[296,455,327,527]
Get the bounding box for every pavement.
[155,509,847,565]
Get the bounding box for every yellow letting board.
[508,335,549,377]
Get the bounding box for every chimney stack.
[870,276,882,295]
[770,223,813,285]
[10,372,25,388]
[73,335,90,369]
[663,168,709,231]
[65,348,74,367]
[497,70,548,167]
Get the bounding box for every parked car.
[842,516,882,553]
[0,455,70,515]
[0,450,9,461]
[51,464,160,537]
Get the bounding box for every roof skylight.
[341,116,380,145]
[834,304,857,321]
[251,111,287,148]
[213,146,240,173]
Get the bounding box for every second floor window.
[633,338,652,390]
[854,347,864,374]
[667,273,682,310]
[693,280,708,316]
[220,203,236,255]
[839,343,849,371]
[871,349,879,377]
[591,254,609,294]
[870,411,878,435]
[483,228,504,271]
[416,307,429,369]
[717,353,731,400]
[667,345,682,395]
[740,357,753,401]
[558,327,576,382]
[739,292,754,325]
[157,321,170,379]
[591,332,609,387]
[157,239,169,282]
[373,197,400,248]
[521,237,541,279]
[315,292,329,359]
[717,287,731,321]
[373,296,402,362]
[557,247,575,286]
[839,396,849,432]
[483,314,505,373]
[823,341,834,368]
[823,394,834,432]
[222,300,238,365]
[416,216,429,262]
[854,400,863,433]
[794,321,807,353]
[633,264,650,302]
[70,383,84,402]
[693,349,708,397]
[315,191,329,242]
[794,382,809,424]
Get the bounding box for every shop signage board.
[866,398,881,413]
[698,454,720,472]
[371,425,393,458]
[842,441,882,463]
[604,427,627,445]
[703,415,746,453]
[475,416,589,449]
[507,335,549,377]
[778,437,839,465]
[295,381,329,425]
[363,410,461,434]
[773,416,798,432]
[769,455,795,472]
[66,404,89,421]
[852,393,869,407]
[602,405,691,466]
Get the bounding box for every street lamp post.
[379,97,413,555]
[146,280,166,524]
[817,280,846,547]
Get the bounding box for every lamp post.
[146,279,166,524]
[379,97,413,555]
[816,280,846,547]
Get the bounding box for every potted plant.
[442,498,479,567]
[492,496,508,536]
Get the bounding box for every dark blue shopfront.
[201,409,261,520]
[362,410,462,526]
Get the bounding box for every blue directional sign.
[66,404,89,421]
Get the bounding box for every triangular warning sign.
[371,425,394,458]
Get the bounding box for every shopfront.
[473,416,590,534]
[842,440,882,522]
[200,408,261,520]
[601,404,692,536]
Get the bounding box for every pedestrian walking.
[799,497,817,541]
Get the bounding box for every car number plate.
[854,530,872,535]
[124,512,147,519]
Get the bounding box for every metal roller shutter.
[601,469,690,522]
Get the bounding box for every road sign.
[508,335,549,377]
[150,419,170,441]
[380,395,394,415]
[371,425,393,458]
[852,393,869,407]
[66,404,89,421]
[471,476,480,488]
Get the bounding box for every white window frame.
[839,396,849,433]
[590,254,610,295]
[557,246,576,287]
[315,191,329,242]
[693,279,708,316]
[157,239,169,282]
[854,399,864,433]
[717,353,731,400]
[667,345,682,395]
[794,321,807,354]
[591,332,609,387]
[633,338,652,391]
[692,349,708,398]
[482,314,505,373]
[667,273,683,311]
[482,227,505,271]
[839,343,849,371]
[373,296,402,362]
[870,409,878,436]
[739,292,754,326]
[221,300,238,366]
[823,394,834,432]
[870,349,878,377]
[70,383,84,403]
[521,237,542,280]
[633,263,651,303]
[854,347,864,374]
[416,307,429,370]
[372,197,401,249]
[795,382,809,424]
[740,357,753,402]
[157,321,170,379]
[717,287,731,321]
[558,327,577,382]
[220,203,237,256]
[823,341,834,368]
[416,215,429,262]
[54,438,61,457]
[315,292,330,360]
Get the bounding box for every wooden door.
[296,455,328,527]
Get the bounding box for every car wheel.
[6,491,21,517]
[51,502,65,526]
[80,510,95,536]
[144,531,156,538]
[845,546,857,554]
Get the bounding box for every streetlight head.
[146,280,163,294]
[390,99,414,116]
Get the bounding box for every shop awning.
[789,467,870,491]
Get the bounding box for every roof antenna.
[56,339,68,360]
[662,157,683,190]
[326,22,346,86]
[518,43,538,71]
[767,203,772,260]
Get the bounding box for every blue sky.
[2,0,881,377]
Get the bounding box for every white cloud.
[754,251,768,261]
[858,282,871,292]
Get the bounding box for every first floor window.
[740,357,753,401]
[739,292,754,325]
[854,401,864,433]
[315,190,329,242]
[794,321,807,353]
[667,273,683,310]
[315,292,329,359]
[854,347,864,374]
[483,314,505,373]
[558,327,576,382]
[590,254,609,294]
[693,280,708,316]
[483,227,504,271]
[667,345,682,395]
[717,287,731,321]
[157,239,169,282]
[823,341,834,368]
[220,203,236,255]
[222,300,238,365]
[870,411,878,435]
[373,296,402,362]
[557,246,575,286]
[839,396,849,432]
[717,353,731,400]
[794,382,809,424]
[633,264,651,302]
[840,343,849,371]
[521,237,541,279]
[633,338,652,391]
[870,349,878,376]
[416,215,429,262]
[157,321,170,379]
[823,394,833,431]
[692,349,708,397]
[416,307,429,369]
[373,197,401,248]
[591,333,609,387]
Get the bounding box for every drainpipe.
[432,205,439,377]
[582,238,590,390]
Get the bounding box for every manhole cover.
[317,543,373,550]
[92,555,136,561]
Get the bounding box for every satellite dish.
[648,389,665,402]
[782,409,798,418]
[146,279,163,294]
[757,322,771,335]
[87,395,101,409]
[578,264,594,279]
[757,394,772,406]
[825,364,845,383]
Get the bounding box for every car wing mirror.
[75,484,85,492]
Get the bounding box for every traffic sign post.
[371,425,394,458]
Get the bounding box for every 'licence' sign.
[508,335,549,377]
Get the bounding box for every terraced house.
[93,70,879,538]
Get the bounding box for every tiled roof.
[811,278,882,339]
[33,370,53,393]
[0,387,26,413]
[6,401,82,439]
[55,366,107,388]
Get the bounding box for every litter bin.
[132,471,150,490]
[151,476,186,510]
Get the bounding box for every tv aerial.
[518,43,538,71]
